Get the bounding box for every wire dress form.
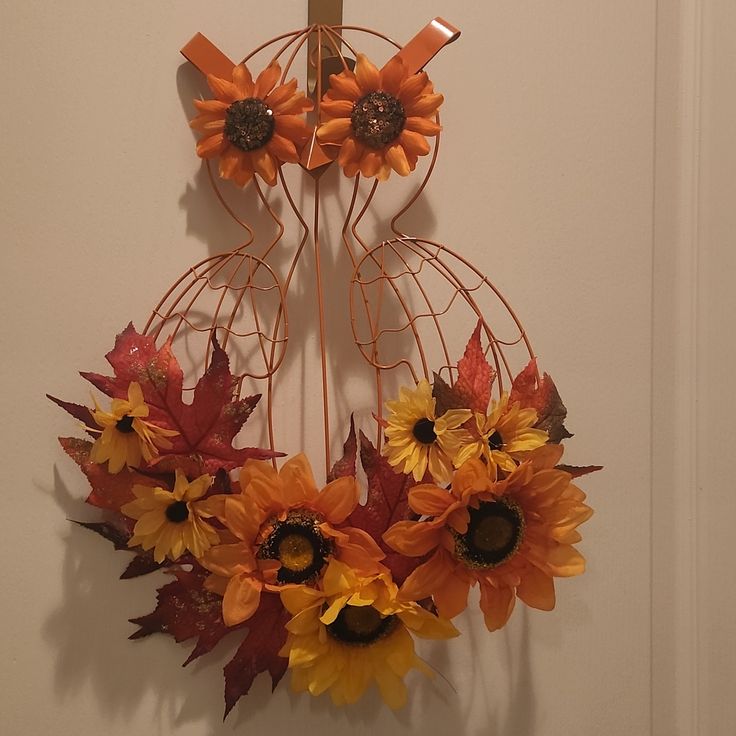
[145,21,535,477]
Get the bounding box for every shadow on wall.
[42,464,539,735]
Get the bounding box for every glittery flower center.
[165,500,189,523]
[115,415,135,433]
[224,98,275,151]
[326,604,397,646]
[487,430,504,451]
[350,91,406,149]
[412,418,437,444]
[452,500,524,569]
[258,510,332,584]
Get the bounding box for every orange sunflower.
[383,445,592,631]
[190,61,313,187]
[317,53,443,180]
[199,454,385,627]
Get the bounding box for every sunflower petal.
[232,64,255,96]
[405,117,441,136]
[316,117,352,143]
[379,56,406,96]
[222,574,262,626]
[479,582,516,631]
[254,61,281,99]
[354,53,380,92]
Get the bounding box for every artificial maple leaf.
[453,321,496,414]
[59,437,158,511]
[349,432,422,585]
[432,372,465,415]
[222,592,290,719]
[509,358,573,443]
[557,464,603,478]
[129,566,235,666]
[79,324,278,472]
[73,517,166,578]
[46,395,96,437]
[326,415,357,482]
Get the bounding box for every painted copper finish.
[152,20,536,477]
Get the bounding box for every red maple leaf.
[129,566,236,667]
[74,324,278,472]
[453,321,495,413]
[326,415,357,482]
[222,592,290,718]
[509,359,573,443]
[59,437,158,511]
[348,431,423,585]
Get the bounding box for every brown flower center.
[326,604,397,646]
[488,430,504,451]
[412,418,437,444]
[115,415,135,433]
[224,98,275,151]
[165,500,189,523]
[257,510,332,584]
[452,499,524,569]
[351,91,406,149]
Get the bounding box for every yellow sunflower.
[89,382,178,473]
[199,454,385,627]
[455,392,549,474]
[317,53,443,180]
[279,558,458,709]
[121,469,220,563]
[190,61,313,187]
[382,379,472,484]
[384,446,592,631]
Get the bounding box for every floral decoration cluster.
[50,322,597,714]
[191,53,444,185]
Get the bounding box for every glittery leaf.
[509,359,573,443]
[80,324,279,472]
[59,437,158,510]
[454,321,495,414]
[326,415,357,482]
[349,432,422,585]
[222,592,290,719]
[129,566,235,667]
[46,394,96,436]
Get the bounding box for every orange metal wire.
[147,22,536,474]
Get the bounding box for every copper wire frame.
[145,24,536,477]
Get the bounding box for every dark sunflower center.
[412,418,437,444]
[257,510,332,584]
[452,500,524,569]
[326,604,397,646]
[351,91,406,149]
[115,415,135,433]
[488,430,504,451]
[165,500,189,523]
[224,98,275,151]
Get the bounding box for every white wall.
[0,1,731,734]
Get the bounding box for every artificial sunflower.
[199,454,385,627]
[317,53,443,180]
[382,379,472,484]
[455,392,549,475]
[384,446,592,631]
[89,381,177,473]
[190,61,313,187]
[121,469,220,563]
[279,558,458,709]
